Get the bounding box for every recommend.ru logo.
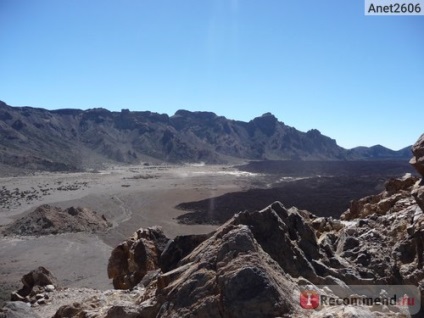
[299,285,420,315]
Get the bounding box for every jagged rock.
[4,204,112,236]
[155,222,300,318]
[231,202,325,284]
[107,226,169,289]
[0,301,40,318]
[159,233,212,273]
[410,133,424,177]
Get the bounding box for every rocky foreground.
[1,134,424,318]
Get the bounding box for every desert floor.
[0,163,260,298]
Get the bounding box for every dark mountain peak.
[306,129,322,137]
[260,112,277,118]
[252,112,278,122]
[250,113,280,137]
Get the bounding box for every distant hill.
[0,101,411,172]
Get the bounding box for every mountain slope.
[0,101,411,172]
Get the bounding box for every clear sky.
[0,1,423,150]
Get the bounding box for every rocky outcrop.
[107,227,169,290]
[155,221,301,317]
[108,196,424,317]
[10,267,58,307]
[3,204,112,236]
[107,227,212,290]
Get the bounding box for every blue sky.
[0,0,423,150]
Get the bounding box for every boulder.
[10,267,58,306]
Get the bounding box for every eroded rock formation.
[107,227,169,290]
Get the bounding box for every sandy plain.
[0,163,258,299]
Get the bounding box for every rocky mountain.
[0,101,410,173]
[2,133,423,317]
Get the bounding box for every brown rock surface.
[107,227,169,290]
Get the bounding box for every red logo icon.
[300,290,320,309]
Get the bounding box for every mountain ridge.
[0,100,411,173]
